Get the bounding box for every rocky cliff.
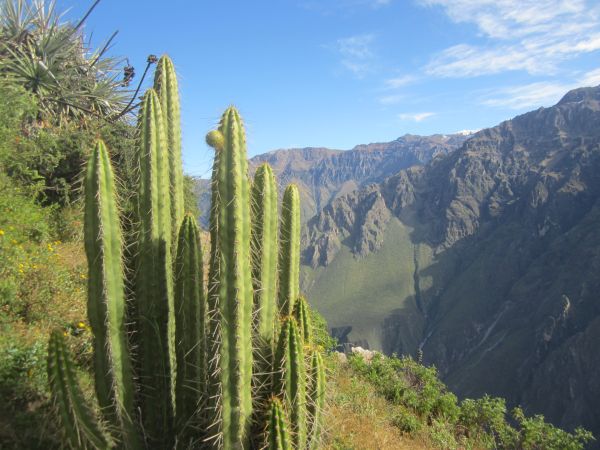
[302,85,600,437]
[194,133,469,227]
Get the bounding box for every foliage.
[0,79,137,206]
[347,353,595,450]
[46,57,327,449]
[0,0,130,123]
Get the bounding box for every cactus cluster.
[46,55,326,449]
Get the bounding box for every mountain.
[302,86,600,437]
[193,133,470,227]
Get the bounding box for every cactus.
[153,55,184,248]
[273,317,307,449]
[84,140,138,447]
[307,351,326,450]
[293,296,312,344]
[135,88,176,445]
[206,107,254,448]
[174,214,206,440]
[279,185,301,316]
[251,163,279,344]
[266,398,291,450]
[48,331,112,449]
[47,57,326,450]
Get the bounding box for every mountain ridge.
[301,84,600,438]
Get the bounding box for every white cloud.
[398,112,436,121]
[480,67,600,109]
[378,94,405,105]
[334,34,376,77]
[580,68,600,86]
[384,75,416,88]
[418,0,600,78]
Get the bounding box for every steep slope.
[302,85,600,437]
[193,134,469,227]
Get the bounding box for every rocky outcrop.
[302,85,600,437]
[195,133,469,227]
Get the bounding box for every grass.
[323,355,428,450]
[303,217,435,351]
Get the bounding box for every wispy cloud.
[480,67,600,109]
[418,0,600,78]
[379,94,405,105]
[333,34,376,77]
[384,75,416,88]
[398,112,436,121]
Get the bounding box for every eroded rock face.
[195,133,469,228]
[302,85,600,437]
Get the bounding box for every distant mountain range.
[193,85,600,438]
[301,85,600,438]
[193,132,470,227]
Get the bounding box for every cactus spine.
[84,140,137,447]
[251,163,279,343]
[266,398,292,450]
[47,57,326,450]
[206,107,254,447]
[153,55,184,247]
[174,214,205,439]
[279,185,301,316]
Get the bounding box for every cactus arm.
[266,398,291,450]
[293,296,312,344]
[307,351,326,449]
[84,140,139,447]
[278,185,301,316]
[47,331,112,449]
[273,318,307,449]
[153,55,184,246]
[173,214,205,440]
[135,88,175,444]
[251,163,279,344]
[206,106,253,447]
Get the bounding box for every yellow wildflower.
[0,229,4,236]
[77,321,86,329]
[63,331,68,337]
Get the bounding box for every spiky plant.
[47,58,326,449]
[0,0,129,122]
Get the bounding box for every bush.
[346,352,594,450]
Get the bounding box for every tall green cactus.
[47,57,326,450]
[293,296,312,345]
[279,184,301,316]
[48,331,112,449]
[206,107,254,448]
[174,214,205,440]
[307,351,326,450]
[273,317,307,449]
[84,140,138,448]
[135,88,175,445]
[266,398,291,450]
[251,163,279,344]
[153,55,184,247]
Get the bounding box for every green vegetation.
[44,53,326,447]
[0,2,595,449]
[339,352,594,449]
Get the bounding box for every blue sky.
[59,0,600,178]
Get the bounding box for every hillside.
[301,85,600,438]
